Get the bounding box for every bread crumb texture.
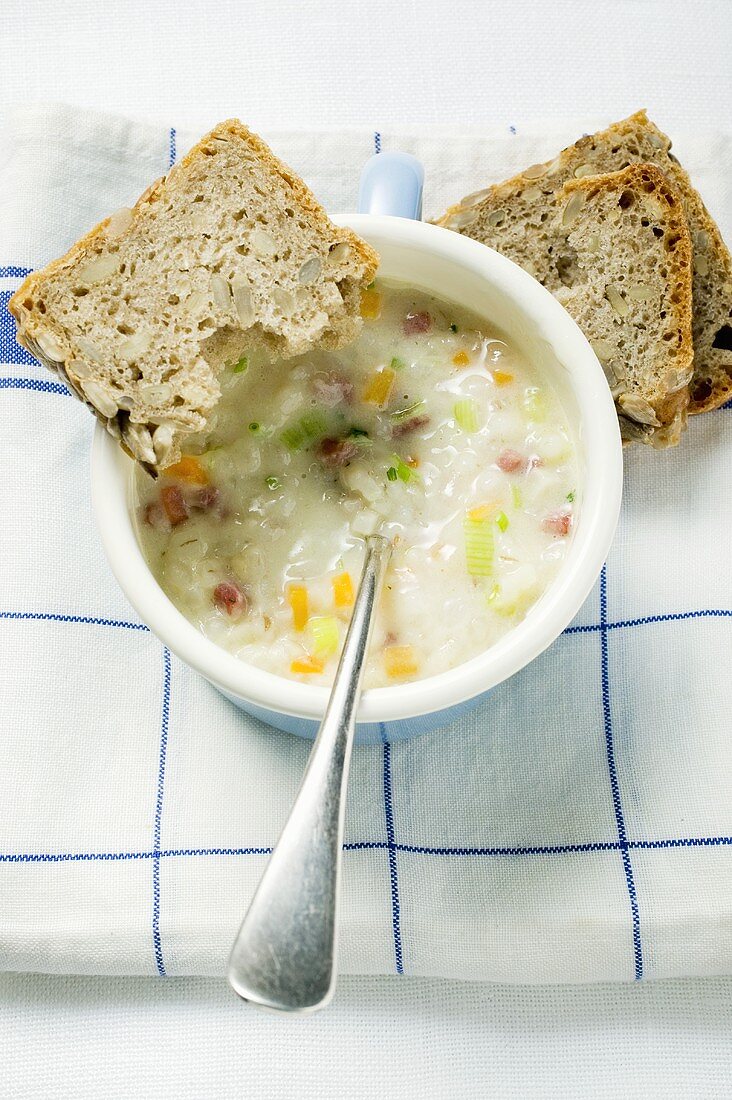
[9,120,378,473]
[437,110,732,439]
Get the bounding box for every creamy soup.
[134,281,579,687]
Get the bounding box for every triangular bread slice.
[437,110,732,417]
[9,120,378,473]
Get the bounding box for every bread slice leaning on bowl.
[9,120,379,475]
[556,164,694,448]
[440,161,694,447]
[436,109,732,424]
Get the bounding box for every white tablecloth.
[2,0,732,1095]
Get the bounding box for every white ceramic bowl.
[91,214,623,744]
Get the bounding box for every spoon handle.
[227,534,392,1013]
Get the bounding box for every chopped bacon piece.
[497,448,528,474]
[312,372,354,407]
[392,414,430,438]
[402,310,432,335]
[315,436,360,467]
[542,510,572,537]
[160,485,188,526]
[213,581,249,617]
[192,485,221,512]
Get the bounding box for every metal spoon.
[227,533,393,1013]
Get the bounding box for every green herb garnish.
[392,455,415,483]
[280,425,304,450]
[391,399,426,422]
[280,410,327,451]
[495,510,509,533]
[566,490,575,503]
[265,476,281,490]
[387,466,398,482]
[390,356,406,371]
[348,427,371,446]
[232,355,249,373]
[249,421,261,433]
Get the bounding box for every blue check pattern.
[1,125,730,982]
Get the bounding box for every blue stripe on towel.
[381,728,404,975]
[600,566,643,980]
[151,648,172,977]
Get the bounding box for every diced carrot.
[164,455,209,485]
[160,485,188,526]
[362,367,395,408]
[287,584,309,631]
[468,502,498,522]
[333,572,355,609]
[290,655,324,675]
[360,288,382,320]
[384,645,419,679]
[493,370,514,385]
[452,350,470,367]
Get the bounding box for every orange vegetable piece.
[452,350,470,367]
[493,370,514,385]
[290,655,324,675]
[333,572,355,609]
[360,287,382,320]
[286,584,309,632]
[384,644,419,679]
[406,456,420,468]
[165,455,209,485]
[468,502,498,522]
[362,367,395,408]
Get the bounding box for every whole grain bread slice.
[437,110,732,416]
[9,120,378,473]
[559,166,693,446]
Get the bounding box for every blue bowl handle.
[357,151,424,220]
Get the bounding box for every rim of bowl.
[91,214,623,723]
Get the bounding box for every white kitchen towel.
[0,103,730,982]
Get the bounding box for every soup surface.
[135,280,579,687]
